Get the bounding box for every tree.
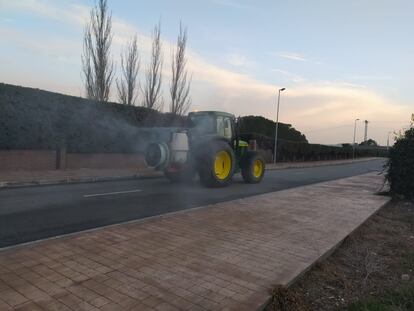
[238,116,308,143]
[82,0,114,103]
[360,139,378,146]
[143,22,163,111]
[170,22,191,115]
[117,35,140,105]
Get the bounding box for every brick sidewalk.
[0,173,389,310]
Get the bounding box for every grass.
[266,200,414,311]
[348,284,414,311]
[346,206,414,311]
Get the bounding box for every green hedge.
[0,83,186,153]
[386,127,414,198]
[241,133,388,162]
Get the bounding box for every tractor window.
[190,114,215,134]
[217,116,233,139]
[217,116,225,136]
[190,113,233,139]
[225,118,233,139]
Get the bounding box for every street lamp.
[352,118,360,160]
[387,131,393,150]
[273,87,286,163]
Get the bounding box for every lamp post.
[387,131,392,150]
[352,118,360,160]
[273,87,286,163]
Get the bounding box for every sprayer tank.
[144,130,189,170]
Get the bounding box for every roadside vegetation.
[81,0,192,115]
[386,123,414,199]
[0,82,386,160]
[239,115,388,162]
[267,200,414,311]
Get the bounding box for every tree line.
[82,0,191,115]
[239,116,308,143]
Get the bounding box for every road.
[0,159,385,248]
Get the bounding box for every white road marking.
[83,189,142,198]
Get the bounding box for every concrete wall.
[0,150,56,171]
[0,150,146,171]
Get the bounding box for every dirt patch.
[266,199,414,311]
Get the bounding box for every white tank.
[170,132,189,164]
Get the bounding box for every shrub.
[386,127,414,198]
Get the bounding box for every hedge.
[241,133,388,162]
[386,127,414,198]
[0,83,186,153]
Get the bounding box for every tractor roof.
[188,111,235,119]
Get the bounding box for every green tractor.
[144,111,265,187]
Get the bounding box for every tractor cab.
[188,111,235,141]
[188,111,248,157]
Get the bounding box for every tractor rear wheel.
[241,151,265,183]
[198,141,235,187]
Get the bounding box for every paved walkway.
[0,173,389,310]
[0,158,380,188]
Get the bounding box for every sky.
[0,0,413,145]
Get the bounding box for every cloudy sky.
[1,0,413,145]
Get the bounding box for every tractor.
[144,111,265,187]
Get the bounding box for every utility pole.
[273,87,286,163]
[364,120,369,142]
[353,118,360,160]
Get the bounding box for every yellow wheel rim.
[252,159,263,178]
[214,151,231,180]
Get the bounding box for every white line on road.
[83,189,142,198]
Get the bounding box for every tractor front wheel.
[198,141,235,187]
[241,151,265,183]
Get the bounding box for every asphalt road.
[0,159,385,248]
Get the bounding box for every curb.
[257,193,391,311]
[265,157,382,171]
[0,172,164,189]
